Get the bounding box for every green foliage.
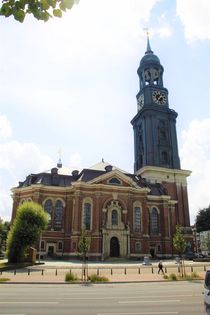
[0,219,10,254]
[6,201,48,263]
[196,208,210,232]
[0,278,10,282]
[88,274,109,283]
[78,229,91,262]
[168,273,177,281]
[65,272,77,282]
[173,224,187,254]
[0,0,79,22]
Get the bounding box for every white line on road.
[98,312,178,315]
[0,302,59,304]
[119,300,180,304]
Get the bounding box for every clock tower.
[131,35,180,172]
[131,35,191,228]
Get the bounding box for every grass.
[65,272,78,282]
[0,278,10,282]
[88,274,109,283]
[163,272,202,281]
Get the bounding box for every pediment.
[87,169,139,188]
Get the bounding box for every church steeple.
[131,37,181,173]
[146,31,153,54]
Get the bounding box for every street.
[0,281,204,315]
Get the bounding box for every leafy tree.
[200,231,210,253]
[195,207,210,232]
[0,219,10,254]
[0,0,79,22]
[173,224,187,277]
[6,201,48,263]
[78,229,90,281]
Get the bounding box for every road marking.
[119,300,180,304]
[0,302,58,304]
[98,312,178,315]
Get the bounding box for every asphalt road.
[0,281,204,315]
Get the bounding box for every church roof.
[16,160,168,196]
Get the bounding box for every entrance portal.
[110,237,120,257]
[48,245,55,257]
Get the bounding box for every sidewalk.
[0,259,206,284]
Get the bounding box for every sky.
[0,0,210,225]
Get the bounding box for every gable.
[86,169,139,188]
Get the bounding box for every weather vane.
[57,147,62,160]
[143,27,149,38]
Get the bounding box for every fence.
[0,264,207,281]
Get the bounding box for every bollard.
[14,269,16,275]
[138,267,140,274]
[165,267,167,274]
[55,269,58,276]
[178,266,180,273]
[28,269,30,276]
[97,269,99,276]
[152,267,153,274]
[191,266,193,272]
[111,268,113,275]
[41,269,44,276]
[124,268,126,275]
[70,269,71,274]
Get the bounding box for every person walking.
[158,260,164,274]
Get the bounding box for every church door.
[110,237,120,257]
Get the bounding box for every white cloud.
[180,118,210,224]
[69,152,82,168]
[0,114,54,221]
[176,0,210,41]
[0,113,12,140]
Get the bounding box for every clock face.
[152,90,167,105]
[137,94,144,110]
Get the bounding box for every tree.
[0,218,10,254]
[78,229,90,281]
[0,0,79,22]
[6,201,48,263]
[195,207,210,232]
[173,224,187,277]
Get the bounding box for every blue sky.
[1,0,210,224]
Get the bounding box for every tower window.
[161,151,168,164]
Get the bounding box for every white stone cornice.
[136,166,191,185]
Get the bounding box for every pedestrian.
[158,260,164,274]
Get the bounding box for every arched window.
[112,209,118,226]
[54,200,63,231]
[150,207,159,235]
[44,199,52,230]
[83,203,91,230]
[108,177,121,185]
[134,206,141,232]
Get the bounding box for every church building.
[11,37,192,260]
